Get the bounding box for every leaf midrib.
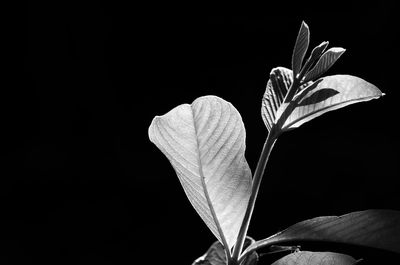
[190,102,230,252]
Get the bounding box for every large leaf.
[148,96,252,249]
[193,238,258,265]
[261,67,293,132]
[303,48,346,83]
[272,251,357,265]
[280,75,383,131]
[292,21,310,78]
[244,210,400,257]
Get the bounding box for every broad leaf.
[272,251,357,265]
[280,75,383,131]
[303,48,346,83]
[244,210,400,256]
[148,96,252,249]
[292,21,310,78]
[193,237,258,265]
[261,67,293,132]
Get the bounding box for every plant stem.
[227,258,240,265]
[232,129,278,261]
[238,238,292,263]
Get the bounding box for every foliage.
[148,22,398,265]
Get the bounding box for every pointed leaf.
[292,21,310,78]
[308,41,330,64]
[303,48,346,83]
[280,75,383,131]
[272,251,357,265]
[245,210,400,256]
[261,67,293,131]
[149,96,252,249]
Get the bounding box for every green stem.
[232,129,278,261]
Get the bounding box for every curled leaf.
[149,96,252,250]
[308,41,330,64]
[261,67,293,132]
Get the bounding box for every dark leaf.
[308,41,330,64]
[271,251,357,265]
[193,237,258,265]
[192,241,226,265]
[244,210,400,257]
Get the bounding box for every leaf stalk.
[232,128,278,262]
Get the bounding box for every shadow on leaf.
[298,88,340,106]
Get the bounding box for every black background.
[2,2,400,264]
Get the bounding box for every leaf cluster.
[148,22,398,265]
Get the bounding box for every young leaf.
[148,96,252,250]
[271,251,357,265]
[308,41,330,65]
[261,67,313,132]
[243,210,400,258]
[280,75,383,131]
[261,67,293,132]
[303,48,346,83]
[292,21,310,78]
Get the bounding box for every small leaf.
[192,241,226,265]
[261,67,293,132]
[245,210,400,256]
[280,75,383,131]
[271,251,357,265]
[292,21,310,78]
[193,237,258,265]
[308,41,330,64]
[149,96,252,249]
[303,48,346,83]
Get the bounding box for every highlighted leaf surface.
[303,48,346,83]
[292,21,310,77]
[149,96,252,249]
[272,251,356,265]
[261,67,293,132]
[281,75,383,130]
[261,67,312,132]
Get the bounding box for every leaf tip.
[148,115,160,143]
[300,21,309,30]
[332,47,346,54]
